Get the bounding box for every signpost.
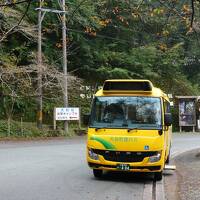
[53,107,80,130]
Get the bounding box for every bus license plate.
[116,164,130,171]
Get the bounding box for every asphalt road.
[171,133,200,157]
[0,133,200,200]
[0,138,145,200]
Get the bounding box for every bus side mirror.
[164,113,172,126]
[83,114,90,126]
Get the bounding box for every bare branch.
[0,63,82,100]
[0,0,32,42]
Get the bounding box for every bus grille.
[93,149,158,163]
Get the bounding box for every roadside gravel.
[164,149,200,200]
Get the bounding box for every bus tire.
[154,171,163,181]
[93,169,103,178]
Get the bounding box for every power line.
[0,0,33,7]
[68,28,132,44]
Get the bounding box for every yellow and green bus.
[84,79,172,180]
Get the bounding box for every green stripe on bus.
[90,136,116,150]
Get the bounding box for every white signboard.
[55,107,80,121]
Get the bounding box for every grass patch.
[0,120,86,139]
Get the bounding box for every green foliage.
[0,0,200,134]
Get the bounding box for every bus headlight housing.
[148,151,162,163]
[88,148,99,160]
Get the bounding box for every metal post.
[61,0,68,133]
[20,117,23,135]
[53,108,57,130]
[37,0,43,129]
[78,107,81,129]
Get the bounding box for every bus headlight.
[88,148,99,160]
[148,151,162,163]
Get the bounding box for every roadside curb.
[143,179,165,200]
[156,179,165,200]
[143,181,153,200]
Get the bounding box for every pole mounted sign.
[53,107,81,130]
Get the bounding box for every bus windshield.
[90,96,162,130]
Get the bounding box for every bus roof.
[95,79,168,99]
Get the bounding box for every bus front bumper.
[88,162,162,172]
[87,149,165,172]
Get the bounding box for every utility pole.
[61,0,68,132]
[37,0,44,129]
[36,0,69,133]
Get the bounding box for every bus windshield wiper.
[127,127,138,132]
[95,127,107,131]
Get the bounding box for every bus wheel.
[154,171,163,181]
[93,169,103,178]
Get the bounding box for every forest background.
[0,0,199,137]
